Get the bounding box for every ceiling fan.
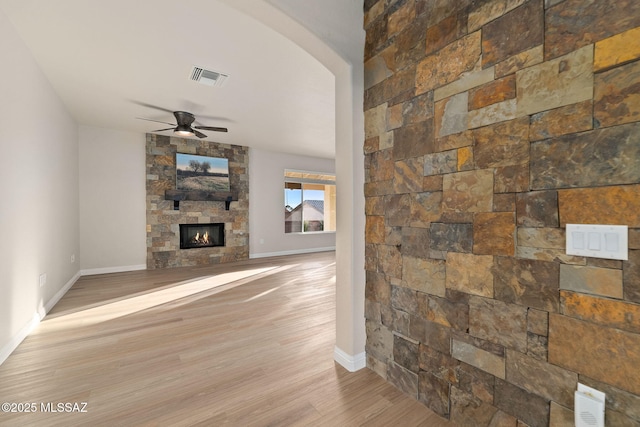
[138,110,228,138]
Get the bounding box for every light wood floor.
[0,252,452,426]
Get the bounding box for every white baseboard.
[1,270,81,366]
[334,346,366,372]
[250,247,335,259]
[80,264,147,276]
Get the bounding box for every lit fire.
[191,231,210,245]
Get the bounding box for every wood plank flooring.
[0,252,452,426]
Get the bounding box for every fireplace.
[179,223,225,249]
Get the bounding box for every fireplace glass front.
[179,223,225,249]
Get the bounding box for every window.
[284,170,336,233]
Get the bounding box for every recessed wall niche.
[146,133,249,269]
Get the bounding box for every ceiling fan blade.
[193,129,208,138]
[195,126,228,133]
[137,117,177,126]
[130,101,175,114]
[151,127,176,132]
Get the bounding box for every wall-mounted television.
[176,153,230,192]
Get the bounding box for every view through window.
[284,170,336,233]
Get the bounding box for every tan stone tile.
[594,26,640,72]
[445,252,494,298]
[473,212,515,256]
[560,265,623,299]
[558,184,640,227]
[561,290,640,334]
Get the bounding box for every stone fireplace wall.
[146,134,249,268]
[363,0,640,425]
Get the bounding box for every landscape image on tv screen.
[176,153,230,192]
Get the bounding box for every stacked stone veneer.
[146,134,249,268]
[363,0,640,425]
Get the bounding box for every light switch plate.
[566,224,628,260]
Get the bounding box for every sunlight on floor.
[39,266,287,332]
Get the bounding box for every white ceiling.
[0,0,364,159]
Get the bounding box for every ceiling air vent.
[189,66,228,87]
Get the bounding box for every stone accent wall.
[146,134,249,268]
[363,0,640,425]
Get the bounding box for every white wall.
[0,10,80,363]
[79,126,147,274]
[249,147,336,257]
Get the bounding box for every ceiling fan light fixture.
[174,125,194,136]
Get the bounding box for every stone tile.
[369,148,394,182]
[430,222,473,253]
[419,345,460,384]
[366,319,394,361]
[409,316,452,354]
[365,103,388,140]
[594,60,640,128]
[387,0,415,37]
[367,354,387,380]
[468,0,526,32]
[382,307,410,338]
[494,257,560,312]
[365,300,381,322]
[594,26,640,72]
[587,257,622,270]
[517,45,593,116]
[435,92,469,138]
[545,0,640,60]
[391,285,418,315]
[393,119,436,160]
[549,402,574,427]
[579,376,640,424]
[468,99,517,129]
[452,338,505,379]
[400,226,430,259]
[494,193,516,212]
[469,296,528,352]
[457,147,474,172]
[560,265,623,299]
[383,64,416,102]
[436,130,475,151]
[442,169,493,213]
[365,271,391,305]
[394,157,424,194]
[418,372,450,417]
[549,314,640,395]
[385,193,411,227]
[516,246,585,265]
[378,244,403,279]
[364,180,394,197]
[455,362,496,404]
[387,361,418,398]
[450,387,514,427]
[416,31,482,94]
[433,66,495,102]
[495,45,544,79]
[403,256,446,297]
[515,191,559,228]
[386,102,403,131]
[364,12,387,58]
[494,379,550,427]
[364,46,396,90]
[558,184,640,227]
[446,252,494,298]
[517,227,564,249]
[532,123,640,191]
[527,308,549,336]
[424,150,457,176]
[422,175,443,192]
[473,212,515,256]
[527,332,548,362]
[385,226,402,247]
[625,250,640,303]
[393,334,419,373]
[473,117,529,169]
[402,91,434,125]
[363,136,379,154]
[421,294,469,332]
[481,0,544,68]
[529,100,593,142]
[410,192,442,227]
[365,195,385,216]
[561,291,640,335]
[365,215,385,244]
[425,11,467,56]
[506,349,577,407]
[469,75,516,111]
[494,164,529,193]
